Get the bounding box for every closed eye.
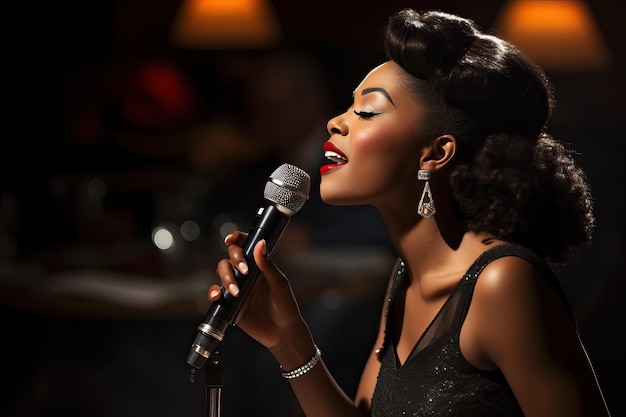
[354,110,379,120]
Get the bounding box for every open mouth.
[321,141,347,175]
[325,151,348,164]
[323,141,348,164]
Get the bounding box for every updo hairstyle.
[384,9,595,263]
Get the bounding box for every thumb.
[252,239,281,284]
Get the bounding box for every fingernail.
[224,234,233,244]
[228,283,239,296]
[209,289,220,299]
[238,261,248,275]
[260,240,267,257]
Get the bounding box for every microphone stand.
[204,343,223,417]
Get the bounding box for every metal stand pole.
[204,344,224,417]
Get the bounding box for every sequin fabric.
[370,243,574,416]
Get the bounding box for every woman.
[209,9,611,417]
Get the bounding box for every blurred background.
[2,1,624,416]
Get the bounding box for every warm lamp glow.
[494,0,613,71]
[170,0,281,49]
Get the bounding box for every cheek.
[320,123,420,204]
[351,123,419,175]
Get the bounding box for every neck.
[388,218,459,278]
[376,189,482,285]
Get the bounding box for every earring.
[417,169,436,218]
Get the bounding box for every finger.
[252,240,282,286]
[224,231,248,246]
[207,284,222,301]
[227,239,249,275]
[216,258,241,297]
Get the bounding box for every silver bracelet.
[280,345,322,379]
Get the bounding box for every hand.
[208,231,305,349]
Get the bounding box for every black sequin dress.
[370,243,575,416]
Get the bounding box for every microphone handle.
[187,204,290,369]
[216,204,290,329]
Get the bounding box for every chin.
[320,189,344,206]
[320,177,367,206]
[320,190,359,207]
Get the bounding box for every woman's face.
[320,60,430,209]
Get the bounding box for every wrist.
[280,344,322,379]
[269,323,317,372]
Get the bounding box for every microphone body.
[187,164,310,370]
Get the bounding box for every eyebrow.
[356,87,396,108]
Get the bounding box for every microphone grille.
[264,164,311,214]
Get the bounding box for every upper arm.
[468,256,609,417]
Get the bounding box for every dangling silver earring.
[417,169,436,218]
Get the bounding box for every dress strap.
[377,258,406,361]
[378,243,577,361]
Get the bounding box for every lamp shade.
[170,0,281,49]
[494,0,612,71]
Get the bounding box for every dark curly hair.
[384,9,595,263]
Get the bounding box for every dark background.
[2,1,624,416]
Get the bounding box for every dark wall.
[3,1,624,416]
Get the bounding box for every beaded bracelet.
[280,345,322,379]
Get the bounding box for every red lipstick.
[320,164,342,175]
[323,141,345,156]
[320,141,348,175]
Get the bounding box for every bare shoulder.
[467,250,576,365]
[464,251,611,416]
[474,254,546,303]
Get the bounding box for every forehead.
[358,60,401,84]
[355,61,412,100]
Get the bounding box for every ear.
[419,134,457,172]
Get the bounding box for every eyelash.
[354,110,378,120]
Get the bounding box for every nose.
[327,112,348,136]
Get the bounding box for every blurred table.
[0,244,395,417]
[0,244,395,320]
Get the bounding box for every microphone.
[187,163,311,370]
